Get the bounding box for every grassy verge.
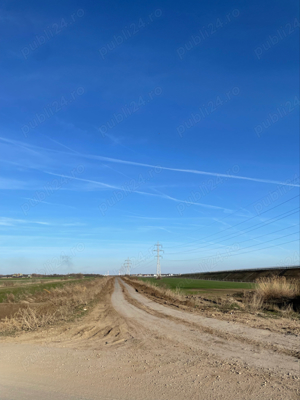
[0,277,107,334]
[126,277,188,304]
[0,277,94,303]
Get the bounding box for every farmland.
[139,277,253,294]
[0,276,299,400]
[0,276,94,303]
[180,266,300,282]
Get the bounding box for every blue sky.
[0,0,299,275]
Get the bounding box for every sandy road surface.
[120,279,299,362]
[0,278,299,399]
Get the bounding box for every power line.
[165,237,299,262]
[165,193,299,250]
[199,231,299,260]
[213,238,300,259]
[176,223,300,256]
[195,208,299,251]
[167,207,299,256]
[133,180,299,271]
[132,257,154,270]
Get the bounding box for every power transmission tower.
[121,263,126,275]
[153,242,163,278]
[124,258,132,275]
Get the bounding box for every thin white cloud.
[22,198,77,209]
[0,136,42,156]
[1,136,299,187]
[0,217,85,227]
[139,226,174,234]
[44,171,120,190]
[42,135,81,155]
[85,154,300,188]
[43,171,231,211]
[135,190,232,212]
[0,217,51,226]
[0,177,28,190]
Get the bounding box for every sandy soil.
[0,277,299,399]
[125,277,300,336]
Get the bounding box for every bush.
[256,276,299,300]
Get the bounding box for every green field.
[0,277,95,303]
[0,277,67,283]
[139,277,254,294]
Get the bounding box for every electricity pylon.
[124,258,132,275]
[153,242,163,278]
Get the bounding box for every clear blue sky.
[0,0,299,275]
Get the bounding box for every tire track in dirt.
[6,278,133,349]
[1,278,299,400]
[52,278,133,348]
[112,279,299,375]
[120,280,300,360]
[121,279,300,358]
[124,277,300,336]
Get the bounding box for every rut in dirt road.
[112,278,299,375]
[1,277,299,400]
[121,279,299,356]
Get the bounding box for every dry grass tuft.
[245,276,300,313]
[6,293,15,303]
[256,276,299,300]
[245,293,264,311]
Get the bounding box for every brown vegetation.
[0,278,108,333]
[2,281,15,287]
[125,277,191,306]
[256,276,299,300]
[245,276,300,313]
[6,293,15,303]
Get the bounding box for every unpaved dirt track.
[0,278,299,399]
[119,279,299,362]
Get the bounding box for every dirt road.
[0,278,299,399]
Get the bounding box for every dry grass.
[6,293,15,303]
[256,276,299,300]
[125,278,194,305]
[245,293,264,312]
[2,281,15,287]
[0,278,108,333]
[245,276,300,313]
